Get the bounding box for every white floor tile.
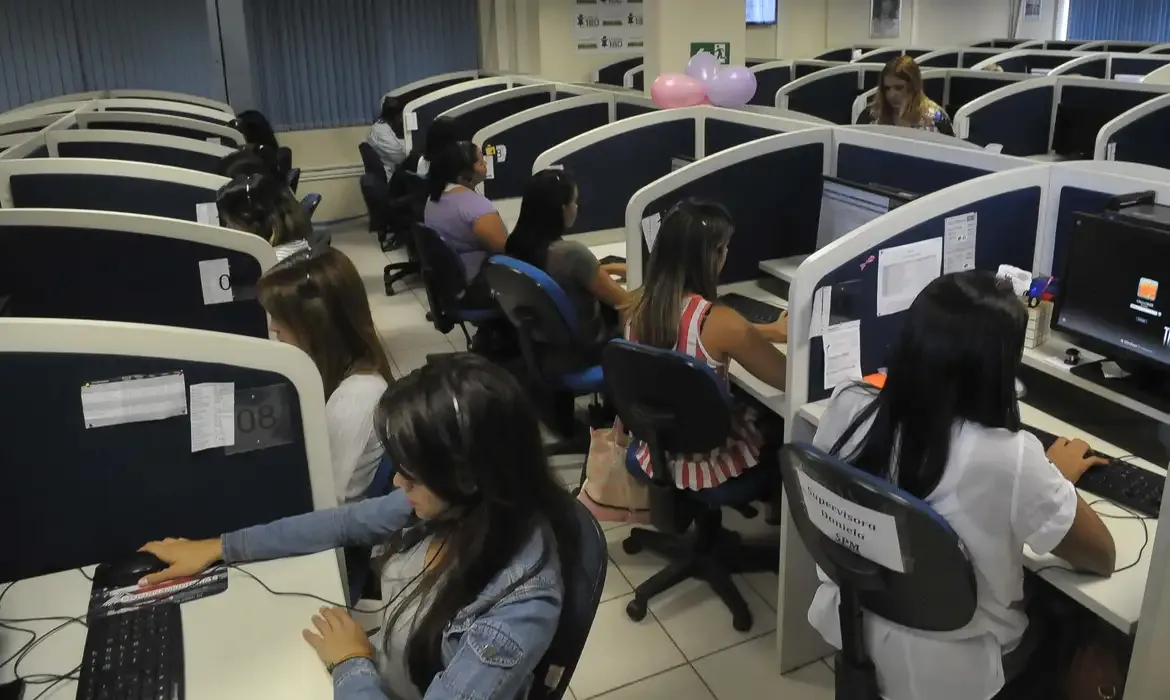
[569,594,685,699]
[648,577,776,661]
[391,342,457,375]
[589,666,714,700]
[692,634,834,700]
[720,506,780,540]
[566,689,576,700]
[737,571,779,611]
[606,524,669,588]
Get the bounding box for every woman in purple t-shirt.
[423,141,509,308]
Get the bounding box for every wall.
[747,25,781,59]
[536,0,640,82]
[280,126,369,222]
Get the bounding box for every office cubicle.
[1082,40,1159,53]
[594,57,644,87]
[4,89,234,117]
[750,61,794,107]
[532,106,821,236]
[854,47,934,64]
[1096,93,1170,168]
[31,129,233,173]
[972,50,1104,77]
[1142,43,1170,55]
[0,158,228,222]
[775,63,884,125]
[475,93,612,201]
[968,38,1035,49]
[793,59,847,80]
[614,93,658,119]
[851,69,947,124]
[626,66,645,91]
[437,84,557,144]
[387,70,483,106]
[944,68,1027,117]
[1104,55,1170,81]
[0,318,333,580]
[816,46,881,61]
[0,116,61,152]
[403,77,521,150]
[74,111,244,147]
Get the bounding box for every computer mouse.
[92,551,168,588]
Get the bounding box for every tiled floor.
[330,224,835,700]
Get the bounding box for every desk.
[494,197,522,230]
[587,241,627,262]
[0,552,346,699]
[794,398,1161,635]
[571,227,626,249]
[718,280,789,417]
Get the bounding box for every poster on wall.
[1024,0,1042,21]
[869,0,901,39]
[575,0,645,53]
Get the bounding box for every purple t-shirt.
[423,188,499,282]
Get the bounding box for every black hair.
[829,270,1027,498]
[378,97,405,139]
[373,353,581,692]
[423,116,461,163]
[426,140,479,202]
[231,110,279,151]
[504,169,578,267]
[215,171,311,246]
[218,145,281,180]
[627,199,735,349]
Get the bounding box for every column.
[644,0,747,94]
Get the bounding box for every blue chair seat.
[454,306,503,324]
[557,364,604,393]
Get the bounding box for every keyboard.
[599,255,626,266]
[718,293,784,325]
[78,604,184,700]
[1026,426,1164,518]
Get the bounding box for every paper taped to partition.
[641,213,662,250]
[876,238,942,317]
[796,469,906,573]
[404,112,419,132]
[190,383,235,452]
[81,372,188,429]
[199,259,234,305]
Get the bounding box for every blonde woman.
[870,56,954,136]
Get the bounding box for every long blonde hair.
[870,55,932,126]
[257,248,394,397]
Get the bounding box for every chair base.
[621,513,779,632]
[834,653,881,700]
[384,261,419,296]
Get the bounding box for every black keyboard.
[718,293,783,324]
[599,255,626,266]
[1026,426,1164,518]
[78,604,184,700]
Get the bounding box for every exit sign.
[690,42,731,64]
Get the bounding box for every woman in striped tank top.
[623,200,789,492]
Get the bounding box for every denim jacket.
[221,490,563,700]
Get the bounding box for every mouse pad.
[88,565,229,619]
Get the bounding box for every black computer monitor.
[1053,208,1170,404]
[817,176,915,248]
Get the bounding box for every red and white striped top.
[629,294,765,491]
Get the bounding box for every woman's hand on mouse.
[138,538,223,586]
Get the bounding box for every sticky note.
[199,259,234,305]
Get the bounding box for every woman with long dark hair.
[415,116,460,178]
[505,169,627,344]
[809,270,1116,700]
[216,171,313,247]
[625,199,787,492]
[139,354,581,700]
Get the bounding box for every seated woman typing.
[258,248,395,501]
[810,270,1116,700]
[624,199,788,492]
[504,169,628,346]
[423,141,508,308]
[870,56,954,135]
[216,172,316,249]
[140,354,581,700]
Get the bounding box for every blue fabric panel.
[481,103,609,201]
[56,142,222,174]
[1051,187,1114,276]
[795,62,838,79]
[555,120,693,233]
[967,87,1053,156]
[639,144,825,285]
[805,187,1042,402]
[994,56,1029,73]
[947,76,1014,113]
[632,72,645,92]
[616,102,656,120]
[27,146,50,159]
[703,120,784,156]
[836,145,988,196]
[74,120,221,144]
[596,57,644,86]
[1111,57,1170,76]
[395,76,479,107]
[414,84,507,145]
[1111,104,1170,169]
[751,65,792,107]
[923,77,946,107]
[920,53,960,68]
[1061,85,1158,116]
[1062,58,1109,78]
[787,72,860,125]
[817,49,854,61]
[1068,0,1170,42]
[454,92,552,146]
[10,173,215,222]
[961,50,1006,68]
[862,71,880,91]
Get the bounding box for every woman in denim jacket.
[140,355,582,700]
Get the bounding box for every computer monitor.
[1114,73,1143,83]
[671,154,695,172]
[816,176,914,248]
[1053,208,1170,394]
[1029,68,1051,76]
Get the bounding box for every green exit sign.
[690,42,731,64]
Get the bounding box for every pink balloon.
[706,65,758,107]
[685,51,720,83]
[651,73,707,109]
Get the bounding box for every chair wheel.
[732,611,753,632]
[621,536,642,555]
[626,598,648,622]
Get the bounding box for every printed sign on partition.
[796,469,905,573]
[575,0,645,53]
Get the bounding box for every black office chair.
[286,167,302,194]
[529,499,607,700]
[413,224,502,350]
[358,141,387,179]
[348,454,398,603]
[381,172,427,296]
[300,193,322,220]
[602,339,778,631]
[779,442,980,700]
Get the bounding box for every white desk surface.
[587,241,628,261]
[570,227,627,248]
[0,552,345,699]
[796,398,1161,634]
[759,255,809,284]
[494,197,522,230]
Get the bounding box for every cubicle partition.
[1142,43,1170,56]
[854,47,934,64]
[952,77,1053,155]
[403,77,517,150]
[1083,40,1159,53]
[750,61,794,107]
[793,59,846,80]
[75,112,244,147]
[438,84,556,143]
[475,93,612,200]
[972,49,1100,76]
[594,57,645,86]
[47,130,233,173]
[4,89,233,117]
[944,69,1026,116]
[0,158,227,222]
[1108,55,1170,81]
[1096,93,1170,168]
[614,93,658,120]
[0,318,332,581]
[387,70,483,106]
[776,64,884,125]
[969,38,1033,49]
[628,67,645,92]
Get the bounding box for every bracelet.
[326,653,373,673]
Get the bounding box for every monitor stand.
[1069,359,1170,415]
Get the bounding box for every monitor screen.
[1054,213,1170,373]
[816,177,894,248]
[1029,68,1051,76]
[747,0,777,24]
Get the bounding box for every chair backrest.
[412,223,472,333]
[365,454,396,499]
[529,499,607,700]
[358,141,387,179]
[277,146,293,174]
[360,173,391,233]
[483,256,585,350]
[301,193,322,220]
[287,167,302,194]
[778,442,977,632]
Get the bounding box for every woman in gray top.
[504,169,629,348]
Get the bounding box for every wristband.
[326,653,373,673]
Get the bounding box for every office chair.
[348,454,398,604]
[413,224,502,351]
[380,172,427,296]
[602,339,779,631]
[529,499,607,700]
[484,256,608,454]
[358,141,386,179]
[300,193,322,220]
[779,442,980,700]
[287,167,302,194]
[277,146,294,179]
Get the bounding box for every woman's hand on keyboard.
[1047,437,1110,483]
[138,538,223,586]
